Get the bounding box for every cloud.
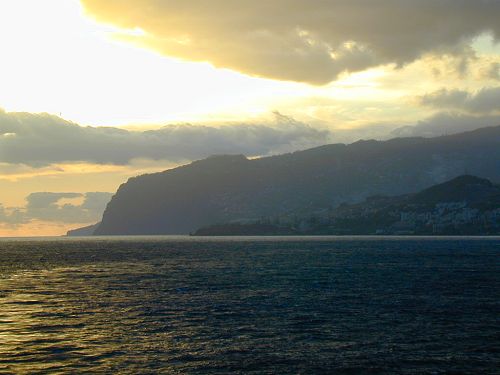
[81,0,500,84]
[484,62,500,80]
[0,109,329,167]
[0,192,113,226]
[391,112,500,138]
[417,87,500,114]
[0,204,11,222]
[2,107,500,168]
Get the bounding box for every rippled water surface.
[0,236,498,374]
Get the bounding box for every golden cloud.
[81,0,500,84]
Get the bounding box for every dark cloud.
[0,110,329,167]
[81,0,500,84]
[417,87,500,114]
[0,192,113,225]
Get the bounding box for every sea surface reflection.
[0,237,498,373]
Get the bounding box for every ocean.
[0,236,498,374]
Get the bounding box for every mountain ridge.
[94,125,500,235]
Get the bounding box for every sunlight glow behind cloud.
[0,0,305,126]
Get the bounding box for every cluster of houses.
[249,200,500,235]
[391,202,500,234]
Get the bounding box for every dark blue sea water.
[0,236,498,374]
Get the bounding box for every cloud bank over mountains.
[1,107,500,168]
[391,112,500,138]
[82,0,500,84]
[0,110,329,166]
[417,87,500,114]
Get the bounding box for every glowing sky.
[0,0,499,236]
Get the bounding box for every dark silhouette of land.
[66,223,100,237]
[82,126,499,235]
[194,175,500,236]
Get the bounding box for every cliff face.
[94,126,500,235]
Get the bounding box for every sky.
[1,0,499,236]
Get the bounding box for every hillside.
[94,126,500,235]
[322,175,500,235]
[195,175,500,236]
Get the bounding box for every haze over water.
[0,237,498,374]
